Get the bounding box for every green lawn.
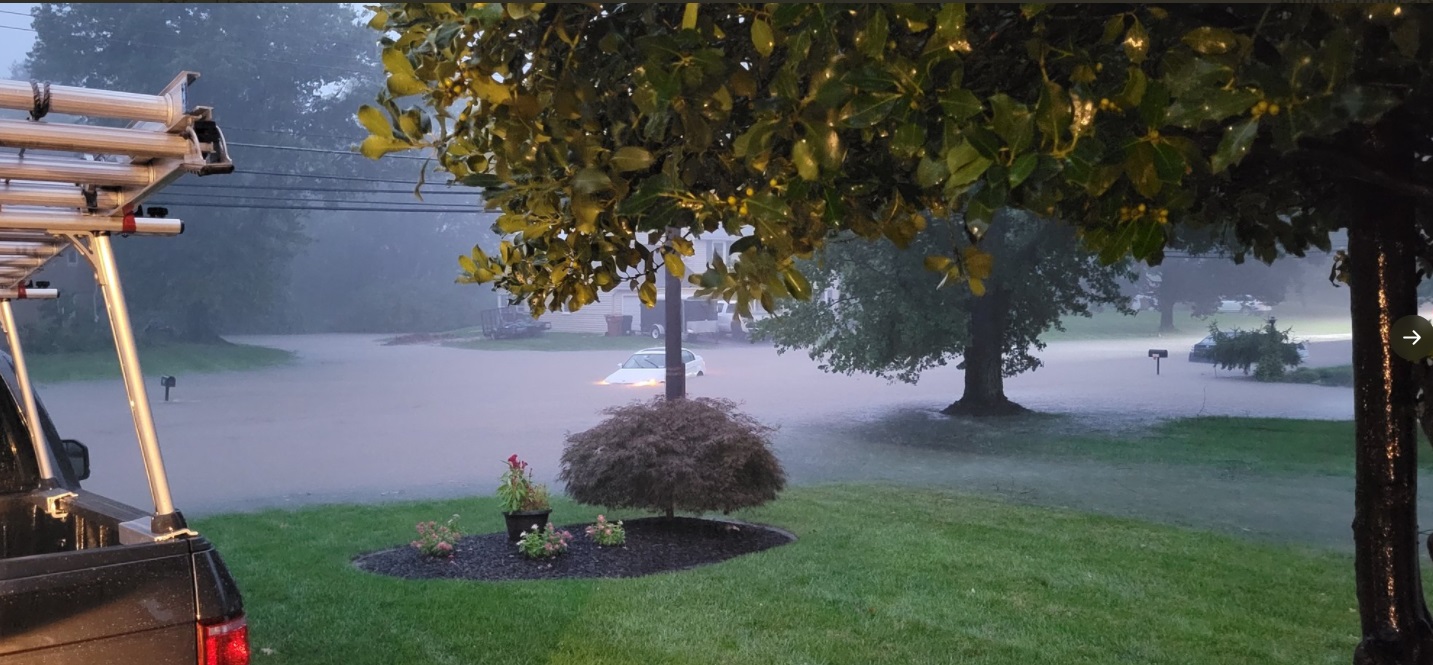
[200,485,1362,665]
[1278,365,1354,388]
[1001,416,1414,476]
[1049,305,1351,341]
[27,342,294,383]
[445,331,719,352]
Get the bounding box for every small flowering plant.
[585,515,626,547]
[517,522,573,559]
[498,454,552,513]
[411,514,461,559]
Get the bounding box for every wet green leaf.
[793,138,820,180]
[991,94,1033,153]
[1035,80,1070,144]
[1101,14,1126,44]
[357,105,392,138]
[1125,141,1161,198]
[940,88,983,119]
[1123,18,1149,64]
[1181,27,1240,55]
[610,146,654,172]
[573,167,613,194]
[856,8,888,59]
[359,134,413,159]
[1008,152,1038,188]
[1151,141,1185,185]
[945,142,993,187]
[1118,67,1147,108]
[1165,88,1258,128]
[843,93,903,128]
[1211,117,1259,173]
[915,154,949,188]
[752,18,775,57]
[961,124,1003,160]
[1393,18,1420,58]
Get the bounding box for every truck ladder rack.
[0,72,233,536]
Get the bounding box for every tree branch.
[1287,147,1433,204]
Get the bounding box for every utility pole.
[664,228,685,400]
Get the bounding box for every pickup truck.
[0,364,248,665]
[0,72,248,663]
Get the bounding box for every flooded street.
[37,332,1390,550]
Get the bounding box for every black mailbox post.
[1147,349,1168,375]
[159,375,176,401]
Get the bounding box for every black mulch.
[353,517,795,582]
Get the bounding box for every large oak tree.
[365,4,1433,661]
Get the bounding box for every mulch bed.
[353,517,795,582]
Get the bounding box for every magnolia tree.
[364,4,1433,661]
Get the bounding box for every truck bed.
[0,492,242,664]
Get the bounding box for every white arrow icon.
[1405,330,1422,345]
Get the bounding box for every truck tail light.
[199,615,250,665]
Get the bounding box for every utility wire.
[0,9,32,18]
[168,183,477,196]
[151,200,489,214]
[158,190,481,206]
[0,24,34,32]
[228,140,433,162]
[233,169,440,186]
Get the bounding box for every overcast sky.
[0,3,36,75]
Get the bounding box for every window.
[681,350,695,364]
[708,240,730,264]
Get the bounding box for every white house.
[531,229,737,335]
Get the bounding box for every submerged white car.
[602,347,706,385]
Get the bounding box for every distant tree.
[763,210,1131,415]
[1147,257,1299,332]
[1207,318,1303,381]
[22,3,447,341]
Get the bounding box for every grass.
[1049,305,1351,341]
[445,331,720,352]
[1046,417,1429,476]
[199,485,1365,665]
[1278,365,1354,388]
[27,342,294,383]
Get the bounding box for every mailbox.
[1147,349,1168,375]
[159,375,176,401]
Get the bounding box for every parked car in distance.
[1215,296,1273,314]
[714,300,772,337]
[1189,335,1309,363]
[602,348,706,385]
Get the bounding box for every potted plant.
[498,454,552,541]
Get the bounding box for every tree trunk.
[1157,273,1177,333]
[664,228,686,401]
[944,289,1026,416]
[1349,184,1433,665]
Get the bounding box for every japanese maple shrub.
[560,397,786,518]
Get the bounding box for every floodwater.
[37,332,1404,551]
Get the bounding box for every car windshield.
[622,354,664,369]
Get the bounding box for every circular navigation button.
[1391,315,1433,362]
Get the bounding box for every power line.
[0,9,31,18]
[168,183,477,196]
[233,169,438,186]
[157,190,481,206]
[0,24,35,33]
[224,124,370,144]
[150,200,489,214]
[227,140,433,162]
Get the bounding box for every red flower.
[507,454,520,466]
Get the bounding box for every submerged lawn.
[200,485,1361,665]
[28,342,293,383]
[1048,417,1429,476]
